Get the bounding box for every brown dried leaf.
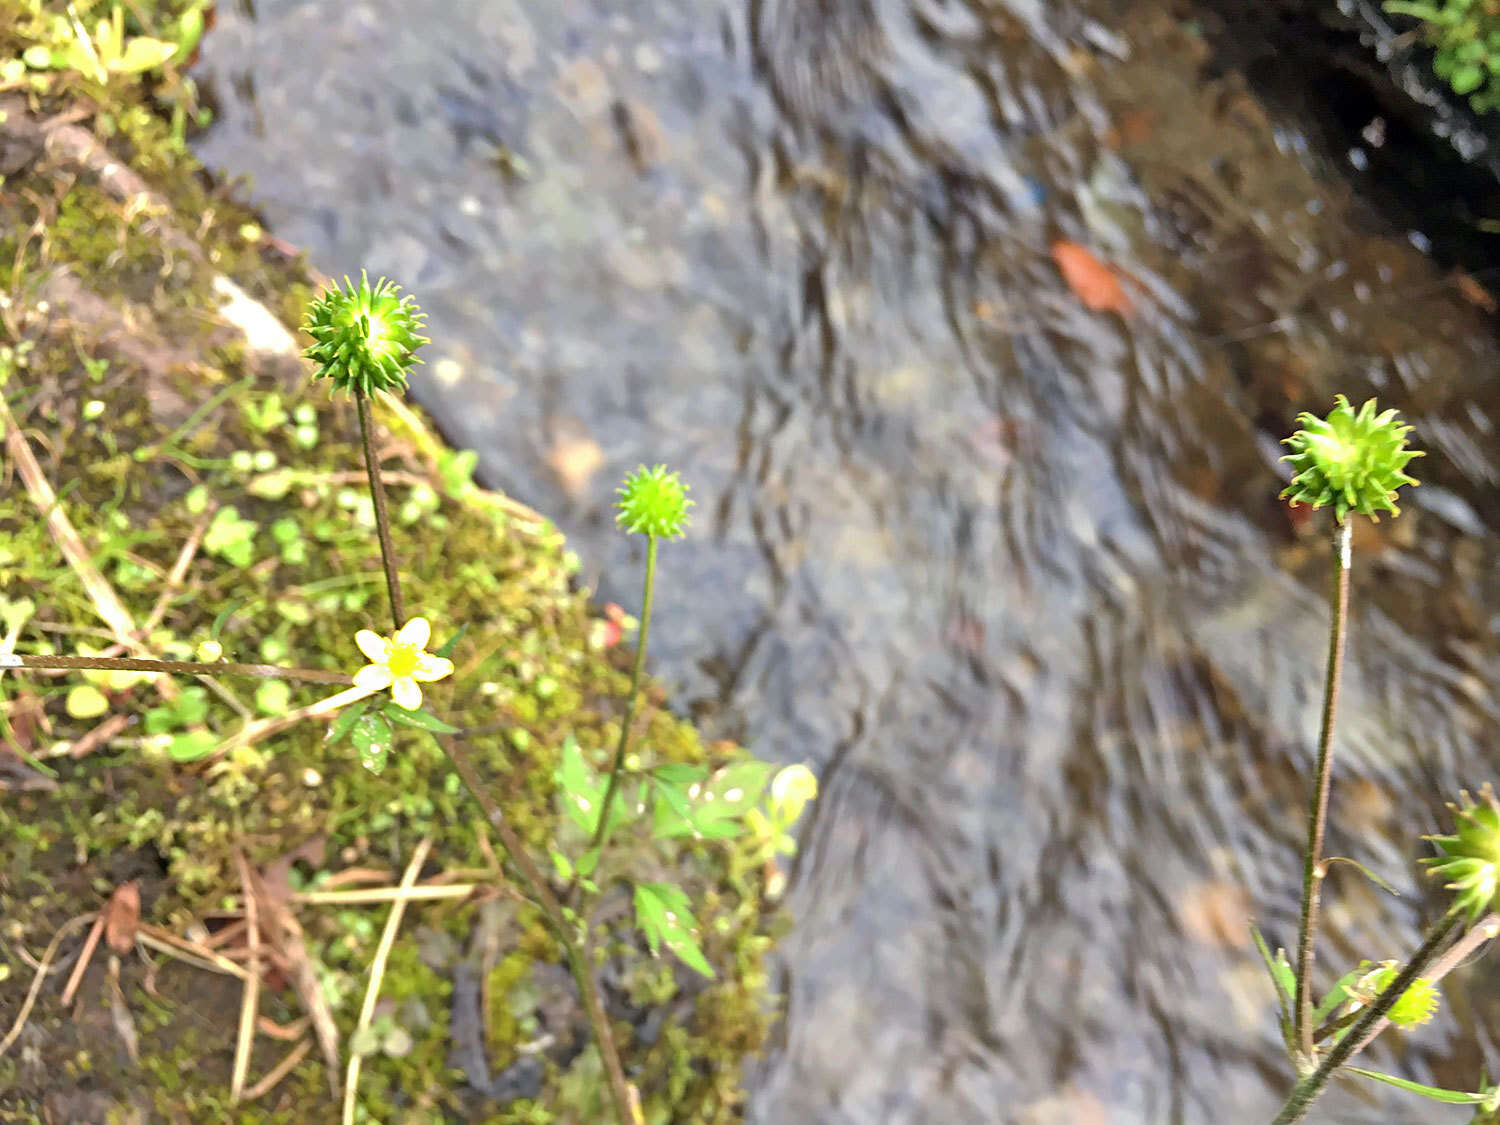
[242,862,341,1097]
[104,881,141,955]
[1050,239,1133,316]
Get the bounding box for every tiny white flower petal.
[413,654,454,682]
[395,617,431,649]
[391,676,423,710]
[354,664,393,691]
[355,630,391,663]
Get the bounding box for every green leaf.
[1250,922,1297,1055]
[325,699,370,745]
[576,846,602,879]
[433,624,468,660]
[652,763,710,786]
[633,882,715,978]
[66,684,109,719]
[549,848,573,881]
[255,680,291,716]
[1311,966,1367,1029]
[1323,855,1401,898]
[351,713,394,774]
[652,760,773,840]
[380,703,459,734]
[209,597,246,642]
[1346,1068,1493,1105]
[1452,62,1485,94]
[554,735,609,835]
[438,449,479,500]
[1382,1,1444,18]
[167,730,219,762]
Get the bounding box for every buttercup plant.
[3,274,815,1124]
[1260,397,1500,1124]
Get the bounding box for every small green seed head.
[1351,961,1441,1029]
[615,464,692,539]
[1280,395,1422,523]
[1424,784,1500,925]
[302,271,429,398]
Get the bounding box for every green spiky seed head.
[1280,395,1422,523]
[616,464,692,539]
[1352,961,1441,1029]
[302,271,429,397]
[1424,785,1500,925]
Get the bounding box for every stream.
[192,0,1500,1120]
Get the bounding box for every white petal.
[355,630,391,664]
[391,677,423,710]
[413,654,454,682]
[354,664,393,691]
[395,617,430,650]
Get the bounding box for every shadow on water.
[192,0,1500,1120]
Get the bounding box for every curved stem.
[1293,520,1352,1063]
[1273,911,1463,1125]
[2,652,349,684]
[589,535,658,855]
[356,390,406,631]
[435,734,634,1124]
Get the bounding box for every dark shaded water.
[193,0,1500,1120]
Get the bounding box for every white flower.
[352,617,453,710]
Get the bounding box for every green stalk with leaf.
[1258,396,1500,1123]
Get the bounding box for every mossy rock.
[0,18,782,1123]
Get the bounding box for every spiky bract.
[615,465,692,539]
[1424,785,1500,925]
[302,271,429,397]
[1280,395,1422,522]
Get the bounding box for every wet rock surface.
[189,0,1500,1120]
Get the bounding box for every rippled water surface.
[194,1,1500,1120]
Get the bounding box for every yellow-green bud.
[615,464,692,539]
[1280,395,1422,522]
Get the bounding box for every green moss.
[0,5,786,1120]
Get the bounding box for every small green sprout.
[1424,785,1500,924]
[351,616,454,711]
[1280,395,1423,522]
[302,271,429,397]
[615,464,692,539]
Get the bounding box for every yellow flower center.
[387,641,421,678]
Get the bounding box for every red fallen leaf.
[1050,239,1132,316]
[103,880,141,954]
[1454,270,1497,314]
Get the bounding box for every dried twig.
[59,913,105,1008]
[0,912,97,1059]
[231,851,261,1103]
[292,883,474,906]
[343,837,432,1125]
[244,1037,313,1102]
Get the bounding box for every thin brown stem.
[1293,519,1352,1064]
[3,653,349,684]
[356,391,405,631]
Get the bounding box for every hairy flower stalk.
[303,280,639,1123]
[588,467,693,857]
[1278,397,1422,1066]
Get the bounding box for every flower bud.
[1280,395,1422,522]
[302,271,429,398]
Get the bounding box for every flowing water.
[192,0,1500,1120]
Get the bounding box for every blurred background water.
[192,0,1500,1120]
